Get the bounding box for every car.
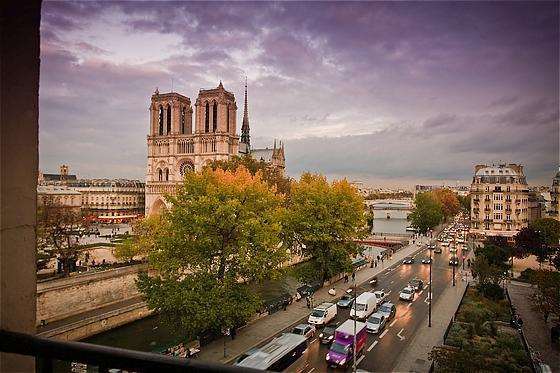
[369,276,378,286]
[409,278,424,292]
[373,290,386,305]
[292,323,316,340]
[296,281,322,298]
[434,247,443,254]
[449,247,458,254]
[402,257,414,264]
[427,244,436,250]
[421,257,432,264]
[399,286,415,301]
[319,325,337,344]
[366,312,387,334]
[441,242,450,247]
[449,257,459,266]
[377,301,396,320]
[337,294,355,308]
[308,302,337,326]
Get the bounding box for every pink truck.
[325,319,367,368]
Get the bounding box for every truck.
[325,319,367,368]
[308,302,337,326]
[350,292,377,320]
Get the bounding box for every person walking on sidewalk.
[351,272,356,282]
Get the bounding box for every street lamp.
[428,242,432,327]
[352,276,357,373]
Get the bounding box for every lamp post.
[452,257,456,287]
[429,240,432,327]
[352,277,357,373]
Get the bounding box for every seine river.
[369,199,413,235]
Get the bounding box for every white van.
[350,292,377,320]
[308,302,337,325]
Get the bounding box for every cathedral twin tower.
[145,81,283,215]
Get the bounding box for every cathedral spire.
[241,76,250,149]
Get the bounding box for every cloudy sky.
[40,1,559,187]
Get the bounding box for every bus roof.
[235,333,306,369]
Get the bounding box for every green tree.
[286,173,367,284]
[114,215,167,262]
[531,218,560,246]
[458,194,471,212]
[136,167,288,339]
[515,226,549,268]
[528,269,560,323]
[408,192,444,234]
[432,189,461,220]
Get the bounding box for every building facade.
[550,170,560,221]
[66,179,145,223]
[37,185,82,214]
[145,81,285,215]
[470,163,529,238]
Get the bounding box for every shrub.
[478,282,505,300]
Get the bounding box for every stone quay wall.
[36,264,148,325]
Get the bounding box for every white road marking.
[423,284,429,290]
[389,319,397,327]
[367,340,379,351]
[379,329,388,339]
[386,290,392,296]
[390,280,394,284]
[310,338,317,344]
[308,369,315,373]
[407,302,413,308]
[357,355,365,365]
[418,290,423,296]
[397,328,406,341]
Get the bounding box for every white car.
[366,312,387,334]
[399,286,415,301]
[308,302,337,326]
[373,290,386,305]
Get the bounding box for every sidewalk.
[197,237,431,364]
[393,249,474,373]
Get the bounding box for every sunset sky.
[39,1,559,187]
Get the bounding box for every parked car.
[409,278,424,292]
[402,257,415,264]
[292,323,316,340]
[377,302,396,321]
[434,247,443,254]
[421,257,432,264]
[350,292,377,320]
[296,281,322,298]
[373,290,386,305]
[369,276,378,286]
[308,302,337,326]
[319,325,337,344]
[449,257,459,266]
[399,286,415,301]
[366,312,387,334]
[337,294,354,308]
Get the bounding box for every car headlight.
[328,335,333,340]
[326,355,330,361]
[319,333,323,338]
[340,359,346,365]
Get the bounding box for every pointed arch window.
[180,106,186,134]
[205,102,210,133]
[226,104,230,132]
[158,169,163,181]
[212,102,217,132]
[166,105,172,134]
[165,168,169,181]
[158,106,164,135]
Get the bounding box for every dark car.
[337,294,355,308]
[402,257,415,264]
[434,247,443,254]
[409,278,424,292]
[319,325,337,344]
[296,281,321,298]
[449,257,459,266]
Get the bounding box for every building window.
[181,106,186,134]
[166,105,171,134]
[158,169,163,181]
[212,101,217,132]
[226,104,230,132]
[165,168,169,181]
[205,102,209,132]
[158,106,164,135]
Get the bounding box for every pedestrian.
[375,260,378,268]
[381,257,384,265]
[344,274,349,283]
[306,296,310,309]
[351,272,356,282]
[231,327,237,340]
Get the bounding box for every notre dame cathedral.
[145,81,285,215]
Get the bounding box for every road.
[250,242,461,372]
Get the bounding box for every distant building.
[470,163,529,237]
[550,169,560,221]
[349,181,371,197]
[66,179,145,223]
[37,185,82,214]
[414,184,469,197]
[38,164,77,184]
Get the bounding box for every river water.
[369,200,413,235]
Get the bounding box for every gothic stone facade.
[145,83,239,215]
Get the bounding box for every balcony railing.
[0,329,253,373]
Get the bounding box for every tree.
[531,218,560,246]
[528,269,560,323]
[515,226,548,268]
[471,255,507,299]
[37,201,87,276]
[206,155,291,195]
[409,192,444,234]
[285,173,367,284]
[114,215,166,262]
[432,189,461,220]
[136,167,288,339]
[458,194,471,212]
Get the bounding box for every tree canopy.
[136,166,288,338]
[409,192,444,233]
[285,173,367,283]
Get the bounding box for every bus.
[235,333,308,372]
